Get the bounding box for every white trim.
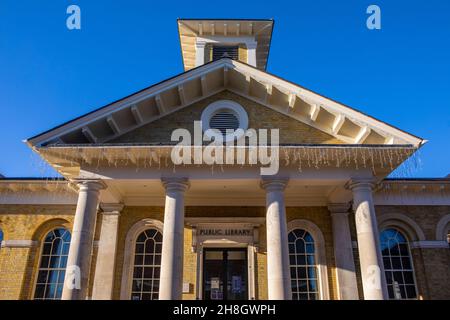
[436,214,450,241]
[287,219,330,300]
[378,213,426,241]
[119,218,164,300]
[201,100,249,143]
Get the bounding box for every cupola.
[177,19,274,71]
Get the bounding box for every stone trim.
[410,241,449,249]
[1,239,38,248]
[436,214,450,241]
[378,213,426,242]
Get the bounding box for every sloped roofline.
[26,58,425,147]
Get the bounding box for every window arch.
[34,228,71,300]
[380,228,417,300]
[288,229,319,300]
[130,228,163,300]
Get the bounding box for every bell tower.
[177,19,274,71]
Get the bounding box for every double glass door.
[202,248,248,300]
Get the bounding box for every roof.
[26,58,425,148]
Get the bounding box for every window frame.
[287,219,330,300]
[32,227,71,300]
[130,228,163,300]
[120,218,164,300]
[379,227,419,300]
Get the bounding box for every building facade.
[0,19,449,300]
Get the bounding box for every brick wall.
[0,203,449,300]
[111,90,344,145]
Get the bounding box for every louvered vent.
[212,46,239,61]
[209,111,240,135]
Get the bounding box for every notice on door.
[232,276,242,294]
[211,277,220,289]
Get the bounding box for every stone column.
[195,41,206,67]
[91,203,123,300]
[328,203,359,300]
[62,180,105,300]
[247,41,258,67]
[261,179,291,300]
[159,178,190,300]
[347,179,387,300]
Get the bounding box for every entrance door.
[202,248,248,300]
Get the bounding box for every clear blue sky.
[0,0,449,178]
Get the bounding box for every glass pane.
[134,254,144,265]
[42,243,52,255]
[295,239,305,253]
[296,255,306,266]
[144,254,154,266]
[135,243,144,254]
[48,270,58,284]
[136,232,147,242]
[34,284,46,298]
[288,232,296,242]
[144,239,155,254]
[297,267,307,279]
[306,244,314,254]
[154,232,162,243]
[143,267,154,278]
[205,251,223,260]
[401,257,411,269]
[153,267,160,279]
[405,285,417,299]
[228,251,246,260]
[37,270,49,284]
[145,229,156,239]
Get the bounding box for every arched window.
[380,228,417,299]
[288,229,318,300]
[131,228,163,300]
[0,228,3,248]
[34,228,71,300]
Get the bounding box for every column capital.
[161,177,190,192]
[345,178,376,192]
[195,40,207,49]
[260,178,289,192]
[100,203,124,215]
[71,179,107,191]
[328,203,351,216]
[246,41,258,49]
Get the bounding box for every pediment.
[109,90,344,145]
[27,59,425,148]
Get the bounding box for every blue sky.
[0,0,449,178]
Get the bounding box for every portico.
[52,150,398,300]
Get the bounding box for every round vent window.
[201,100,249,142]
[209,110,240,135]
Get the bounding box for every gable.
[27,59,425,148]
[110,91,345,145]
